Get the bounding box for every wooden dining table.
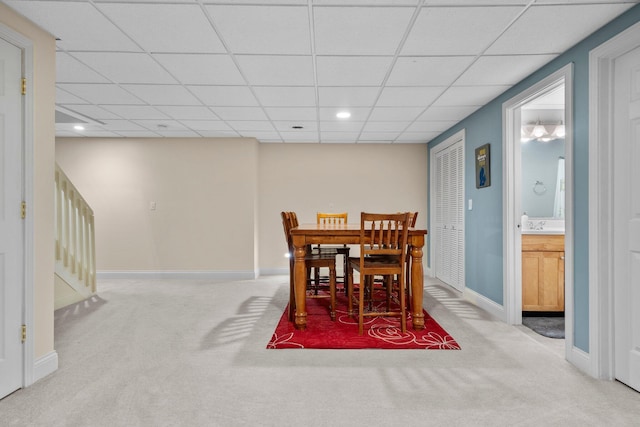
[290,223,428,331]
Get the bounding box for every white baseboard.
[567,344,592,375]
[463,287,506,322]
[259,268,289,276]
[96,270,257,281]
[33,351,58,384]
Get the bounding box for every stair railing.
[54,163,96,294]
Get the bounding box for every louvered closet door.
[434,140,464,292]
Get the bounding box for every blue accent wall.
[428,5,640,353]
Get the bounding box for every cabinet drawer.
[522,234,564,252]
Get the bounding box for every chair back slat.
[360,212,409,260]
[317,212,348,225]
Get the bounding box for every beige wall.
[1,4,57,360]
[56,137,259,273]
[258,143,428,272]
[57,138,428,275]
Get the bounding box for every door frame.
[0,23,35,388]
[429,128,465,291]
[589,21,640,380]
[502,64,574,353]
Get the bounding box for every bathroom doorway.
[520,83,566,339]
[502,65,574,355]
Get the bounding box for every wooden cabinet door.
[522,251,564,311]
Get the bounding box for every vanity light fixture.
[532,121,546,138]
[336,111,351,119]
[552,121,565,138]
[521,120,565,143]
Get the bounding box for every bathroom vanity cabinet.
[522,234,565,312]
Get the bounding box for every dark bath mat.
[522,316,565,339]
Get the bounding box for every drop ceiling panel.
[417,106,481,121]
[4,1,140,51]
[239,131,281,140]
[401,6,523,55]
[72,52,177,84]
[362,122,411,132]
[456,54,558,85]
[433,85,511,107]
[101,105,169,120]
[405,121,458,133]
[198,131,242,138]
[114,130,163,138]
[121,85,202,106]
[387,56,475,86]
[57,84,143,105]
[177,121,233,131]
[319,121,365,132]
[210,107,269,121]
[236,55,314,86]
[316,56,393,86]
[486,4,636,55]
[188,86,259,107]
[317,87,380,107]
[360,131,402,141]
[368,107,425,122]
[318,107,372,121]
[252,86,316,107]
[153,54,246,85]
[272,121,318,132]
[227,121,277,132]
[155,106,219,121]
[56,87,89,104]
[376,86,445,107]
[264,107,317,121]
[313,0,418,4]
[132,120,190,131]
[154,130,201,138]
[314,7,414,55]
[207,5,311,54]
[61,105,120,121]
[57,53,109,83]
[99,120,149,131]
[320,132,361,142]
[99,3,226,53]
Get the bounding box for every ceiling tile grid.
[3,0,638,143]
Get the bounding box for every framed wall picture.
[475,143,491,188]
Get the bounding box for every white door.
[613,44,640,392]
[0,37,24,399]
[433,135,464,292]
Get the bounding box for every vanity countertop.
[522,229,564,235]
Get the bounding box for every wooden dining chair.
[281,211,337,321]
[314,212,350,294]
[346,212,411,335]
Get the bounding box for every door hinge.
[21,78,26,95]
[21,201,26,219]
[21,325,26,343]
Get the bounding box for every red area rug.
[267,291,460,350]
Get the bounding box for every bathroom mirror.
[521,85,565,219]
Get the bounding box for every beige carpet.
[0,276,638,426]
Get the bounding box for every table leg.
[410,238,425,330]
[292,237,307,330]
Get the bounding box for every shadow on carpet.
[522,316,565,339]
[267,291,460,350]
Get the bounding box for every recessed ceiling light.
[336,111,351,119]
[74,125,85,130]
